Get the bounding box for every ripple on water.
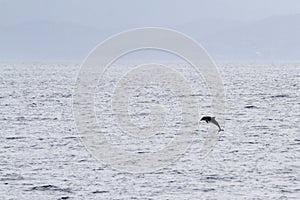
[1,63,299,199]
[29,185,72,193]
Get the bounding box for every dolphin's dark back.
[201,116,211,123]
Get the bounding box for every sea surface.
[0,62,299,199]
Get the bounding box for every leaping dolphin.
[200,116,224,132]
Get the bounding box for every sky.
[1,0,300,28]
[1,0,300,61]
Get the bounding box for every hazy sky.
[1,0,300,61]
[1,0,300,28]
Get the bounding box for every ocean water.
[0,62,299,199]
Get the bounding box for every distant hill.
[175,14,300,61]
[0,21,107,61]
[1,14,300,61]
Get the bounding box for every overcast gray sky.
[1,0,300,61]
[1,0,300,28]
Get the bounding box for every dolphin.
[200,116,224,132]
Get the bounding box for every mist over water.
[0,63,299,199]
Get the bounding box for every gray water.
[0,63,299,199]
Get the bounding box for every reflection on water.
[0,63,299,199]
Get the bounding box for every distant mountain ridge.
[1,14,299,61]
